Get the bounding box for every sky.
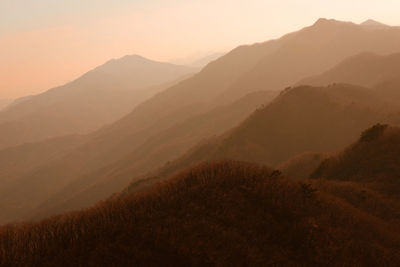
[1,0,400,99]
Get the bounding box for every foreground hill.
[312,124,400,196]
[1,161,399,266]
[0,55,195,150]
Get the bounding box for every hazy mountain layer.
[125,84,400,194]
[299,52,400,88]
[32,91,277,219]
[0,56,195,150]
[218,19,400,104]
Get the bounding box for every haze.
[0,0,399,99]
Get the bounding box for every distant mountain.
[0,135,86,223]
[169,52,225,67]
[1,161,399,266]
[218,18,400,104]
[0,55,196,150]
[32,90,277,219]
[190,52,226,67]
[299,52,400,88]
[312,124,400,196]
[360,19,391,28]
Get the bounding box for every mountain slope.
[218,18,400,104]
[0,135,86,223]
[312,124,400,196]
[125,84,400,195]
[1,161,399,266]
[190,52,226,67]
[174,84,396,166]
[0,55,195,150]
[32,90,277,219]
[299,52,400,88]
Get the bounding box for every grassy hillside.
[1,161,399,266]
[312,124,400,196]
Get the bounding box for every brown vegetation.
[312,124,400,196]
[1,161,399,266]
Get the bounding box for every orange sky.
[1,0,400,99]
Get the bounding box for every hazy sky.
[1,0,400,99]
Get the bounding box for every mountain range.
[1,18,400,237]
[1,18,400,265]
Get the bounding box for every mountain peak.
[312,18,353,28]
[360,19,388,27]
[314,18,331,25]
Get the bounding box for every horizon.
[1,0,400,99]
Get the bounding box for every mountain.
[360,19,391,28]
[190,52,226,67]
[0,55,195,150]
[32,90,277,219]
[124,84,400,194]
[176,84,397,166]
[299,52,400,88]
[3,18,400,224]
[0,30,288,223]
[311,124,400,196]
[0,135,87,223]
[1,161,399,266]
[217,18,400,104]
